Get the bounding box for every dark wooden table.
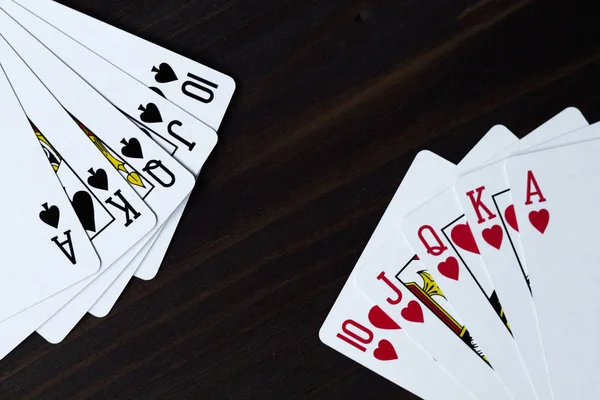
[1,0,599,398]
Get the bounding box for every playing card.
[0,33,160,357]
[353,127,518,400]
[402,166,538,397]
[454,107,589,400]
[89,216,165,317]
[320,128,517,399]
[13,0,235,131]
[0,1,218,287]
[506,127,600,399]
[321,154,475,400]
[356,237,512,399]
[0,9,196,343]
[0,66,100,322]
[321,295,476,400]
[486,108,588,163]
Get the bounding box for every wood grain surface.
[1,0,599,398]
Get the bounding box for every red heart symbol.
[482,225,503,249]
[438,256,459,281]
[368,305,401,330]
[450,223,480,254]
[504,204,519,232]
[373,339,398,361]
[401,301,424,323]
[529,209,550,234]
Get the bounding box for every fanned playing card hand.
[322,107,600,400]
[0,0,232,359]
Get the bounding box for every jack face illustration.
[397,255,490,366]
[69,115,154,199]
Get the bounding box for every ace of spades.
[0,0,218,285]
[0,33,157,357]
[0,9,196,343]
[0,3,222,319]
[0,65,99,323]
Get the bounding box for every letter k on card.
[402,186,537,400]
[454,107,589,400]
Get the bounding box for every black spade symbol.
[39,202,60,228]
[138,103,163,123]
[72,191,96,232]
[87,168,108,191]
[152,62,178,83]
[120,138,144,159]
[149,86,167,98]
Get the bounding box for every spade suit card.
[0,0,218,285]
[0,9,197,343]
[454,107,589,400]
[506,129,600,400]
[89,213,164,318]
[13,0,235,131]
[320,128,517,399]
[0,34,157,357]
[88,218,168,317]
[0,1,216,318]
[0,66,100,322]
[353,127,518,400]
